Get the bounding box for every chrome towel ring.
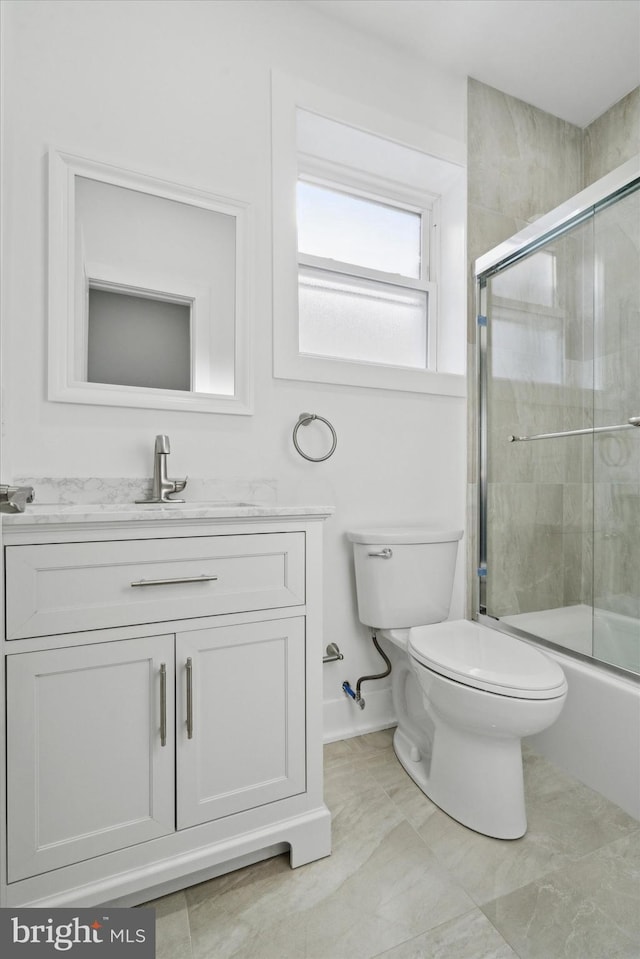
[292,412,337,462]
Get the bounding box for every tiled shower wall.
[467,80,640,619]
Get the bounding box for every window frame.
[271,72,466,397]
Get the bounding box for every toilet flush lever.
[368,548,393,559]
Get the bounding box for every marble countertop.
[2,502,334,526]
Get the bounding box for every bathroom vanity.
[0,502,332,907]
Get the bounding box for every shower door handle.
[510,417,640,442]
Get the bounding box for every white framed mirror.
[48,149,252,414]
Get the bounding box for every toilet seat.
[409,620,567,700]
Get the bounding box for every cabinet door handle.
[186,657,194,739]
[159,663,167,747]
[130,574,218,588]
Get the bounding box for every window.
[271,73,467,396]
[297,181,422,277]
[296,179,432,369]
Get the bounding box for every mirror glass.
[87,288,192,392]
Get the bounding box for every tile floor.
[142,729,640,959]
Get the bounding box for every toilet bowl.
[347,526,568,839]
[408,620,566,838]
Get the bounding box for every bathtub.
[480,607,640,821]
[501,603,640,674]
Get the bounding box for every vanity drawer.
[5,533,305,639]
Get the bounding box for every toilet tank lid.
[347,527,464,545]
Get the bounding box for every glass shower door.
[482,216,595,659]
[592,187,640,672]
[478,176,640,678]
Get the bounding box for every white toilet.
[347,526,568,839]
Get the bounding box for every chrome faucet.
[0,483,35,513]
[137,435,187,504]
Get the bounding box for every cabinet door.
[176,618,306,829]
[7,636,175,882]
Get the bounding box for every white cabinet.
[7,635,176,881]
[5,532,305,639]
[176,618,306,828]
[1,512,331,908]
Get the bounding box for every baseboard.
[323,686,395,744]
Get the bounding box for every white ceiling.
[302,0,640,127]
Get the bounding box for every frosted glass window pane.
[297,182,421,278]
[88,288,191,391]
[298,267,427,368]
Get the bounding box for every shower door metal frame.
[474,155,640,622]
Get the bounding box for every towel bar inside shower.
[508,416,640,443]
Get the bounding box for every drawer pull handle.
[160,663,167,747]
[130,574,218,588]
[186,657,194,740]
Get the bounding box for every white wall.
[1,0,468,740]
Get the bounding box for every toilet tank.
[347,527,463,629]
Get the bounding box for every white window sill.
[274,351,466,398]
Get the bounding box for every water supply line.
[342,630,391,710]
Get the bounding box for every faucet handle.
[155,435,170,454]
